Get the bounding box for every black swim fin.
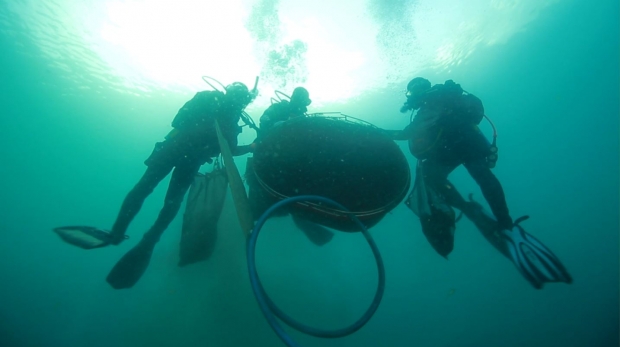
[291,214,335,246]
[106,238,156,289]
[462,195,572,289]
[52,226,126,249]
[502,216,573,289]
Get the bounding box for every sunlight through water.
[0,0,560,106]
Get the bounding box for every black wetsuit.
[258,100,307,134]
[403,83,513,230]
[110,90,249,244]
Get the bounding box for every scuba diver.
[54,81,258,289]
[384,77,572,289]
[250,86,335,246]
[259,86,312,134]
[391,77,513,232]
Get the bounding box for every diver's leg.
[440,180,471,213]
[110,161,174,244]
[421,159,469,211]
[142,162,201,244]
[464,158,512,229]
[105,160,198,289]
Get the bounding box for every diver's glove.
[400,103,411,113]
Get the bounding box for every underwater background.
[0,0,618,346]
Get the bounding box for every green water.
[0,1,617,346]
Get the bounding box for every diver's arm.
[380,122,415,141]
[381,129,410,141]
[231,143,256,156]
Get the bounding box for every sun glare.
[100,0,258,91]
[0,0,562,106]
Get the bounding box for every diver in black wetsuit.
[102,82,258,289]
[258,86,311,134]
[108,82,255,247]
[386,77,513,257]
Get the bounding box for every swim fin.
[291,214,335,246]
[502,216,573,289]
[52,226,126,249]
[106,238,156,289]
[462,195,572,289]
